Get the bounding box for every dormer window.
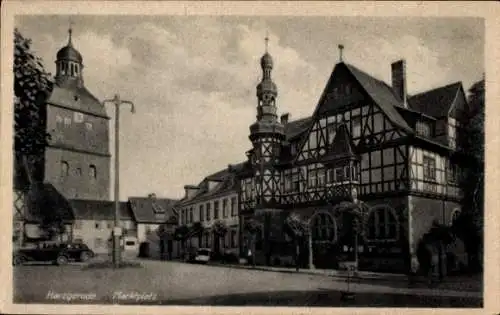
[416,120,431,137]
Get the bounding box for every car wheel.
[80,251,91,262]
[56,255,68,265]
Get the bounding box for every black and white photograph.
[2,1,498,313]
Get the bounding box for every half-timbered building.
[236,45,470,272]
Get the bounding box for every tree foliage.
[283,213,309,239]
[335,201,369,241]
[244,218,262,235]
[455,78,484,269]
[212,220,228,236]
[14,28,53,180]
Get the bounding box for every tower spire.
[338,44,344,62]
[265,31,269,53]
[68,18,74,46]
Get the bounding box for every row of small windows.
[304,207,399,242]
[181,197,238,225]
[281,165,358,193]
[198,229,238,248]
[58,61,80,77]
[61,161,97,179]
[56,113,93,131]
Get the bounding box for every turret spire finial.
[265,31,269,53]
[68,18,74,46]
[338,44,344,62]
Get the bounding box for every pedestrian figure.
[247,248,253,267]
[416,240,432,286]
[430,248,439,286]
[408,254,419,285]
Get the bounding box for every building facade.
[176,165,241,257]
[236,46,469,272]
[44,27,111,201]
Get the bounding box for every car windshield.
[197,250,210,256]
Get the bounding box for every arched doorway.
[309,211,337,269]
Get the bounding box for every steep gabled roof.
[69,199,133,221]
[24,183,75,223]
[47,81,109,119]
[408,82,462,118]
[178,165,240,206]
[344,63,412,132]
[128,197,179,223]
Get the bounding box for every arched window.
[450,209,461,225]
[311,212,336,242]
[61,161,69,177]
[367,206,398,240]
[89,165,97,179]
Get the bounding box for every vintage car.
[13,242,95,266]
[193,248,212,264]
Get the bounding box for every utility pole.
[103,94,135,268]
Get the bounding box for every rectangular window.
[74,112,84,123]
[206,203,211,221]
[447,162,458,184]
[335,168,344,182]
[284,171,292,192]
[199,205,204,222]
[89,165,97,179]
[352,116,361,139]
[317,169,325,186]
[231,230,237,248]
[64,117,72,126]
[189,207,193,223]
[214,201,220,219]
[371,151,381,168]
[95,222,100,229]
[308,169,317,188]
[423,156,436,181]
[231,197,237,216]
[327,169,334,183]
[292,173,300,191]
[222,199,228,218]
[327,124,337,144]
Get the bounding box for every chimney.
[391,60,407,108]
[280,113,290,124]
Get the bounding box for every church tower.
[44,26,111,200]
[248,36,285,208]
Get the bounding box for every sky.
[15,15,484,200]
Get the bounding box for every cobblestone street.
[13,258,482,307]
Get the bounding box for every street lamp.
[103,94,135,268]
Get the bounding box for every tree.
[14,28,53,183]
[284,213,309,271]
[190,222,204,248]
[335,200,369,270]
[174,225,190,256]
[456,78,484,271]
[14,29,63,239]
[213,220,228,253]
[244,218,262,267]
